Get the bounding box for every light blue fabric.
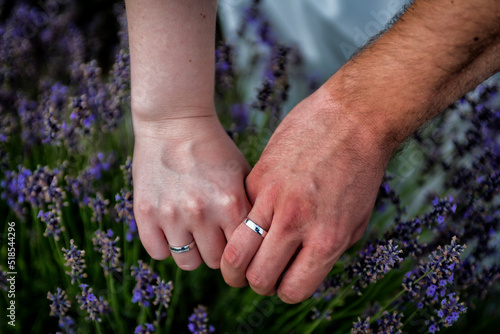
[219,0,409,77]
[218,0,410,111]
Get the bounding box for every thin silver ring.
[169,239,195,254]
[244,218,267,238]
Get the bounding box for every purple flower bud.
[62,239,87,284]
[76,284,109,322]
[188,305,215,334]
[93,229,122,276]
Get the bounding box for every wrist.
[320,66,406,161]
[132,108,221,141]
[310,85,395,171]
[322,0,500,157]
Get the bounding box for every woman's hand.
[132,113,251,270]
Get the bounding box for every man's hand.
[133,114,250,269]
[221,0,500,303]
[220,87,391,303]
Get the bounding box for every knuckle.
[204,250,223,270]
[206,260,221,270]
[220,192,239,210]
[221,193,247,220]
[182,196,207,219]
[145,247,169,261]
[311,232,345,261]
[247,270,272,293]
[222,244,244,270]
[277,198,315,232]
[159,204,176,220]
[135,199,156,219]
[278,284,307,304]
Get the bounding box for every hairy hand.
[133,114,251,270]
[221,87,392,303]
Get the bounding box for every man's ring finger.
[243,218,268,238]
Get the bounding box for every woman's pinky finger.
[137,224,171,260]
[194,227,227,269]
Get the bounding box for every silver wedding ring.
[244,218,267,238]
[169,239,195,254]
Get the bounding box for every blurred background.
[1,1,500,333]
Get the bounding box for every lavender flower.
[64,60,108,146]
[88,192,109,223]
[351,317,372,334]
[38,209,64,240]
[115,188,137,241]
[348,240,403,292]
[188,305,215,334]
[24,165,66,209]
[383,197,456,257]
[66,152,115,205]
[87,152,114,179]
[351,311,403,334]
[135,323,155,334]
[253,44,291,126]
[215,42,235,96]
[239,0,275,45]
[62,239,87,284]
[375,311,404,334]
[314,275,342,301]
[230,103,249,133]
[120,157,133,189]
[47,288,75,334]
[402,236,466,307]
[18,98,44,145]
[39,82,69,145]
[0,4,39,85]
[374,173,404,219]
[69,94,96,134]
[311,307,332,321]
[103,49,130,131]
[93,229,122,276]
[435,293,467,329]
[114,3,129,49]
[153,277,173,308]
[76,284,109,322]
[47,288,71,317]
[58,316,76,334]
[1,166,31,218]
[130,260,158,307]
[0,111,18,144]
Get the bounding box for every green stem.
[53,238,71,287]
[302,278,361,334]
[108,275,124,333]
[165,267,183,331]
[370,266,436,323]
[94,321,103,334]
[280,298,318,334]
[401,309,419,331]
[156,304,164,332]
[138,305,148,324]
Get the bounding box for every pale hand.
[133,114,251,270]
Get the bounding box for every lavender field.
[1,1,500,333]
